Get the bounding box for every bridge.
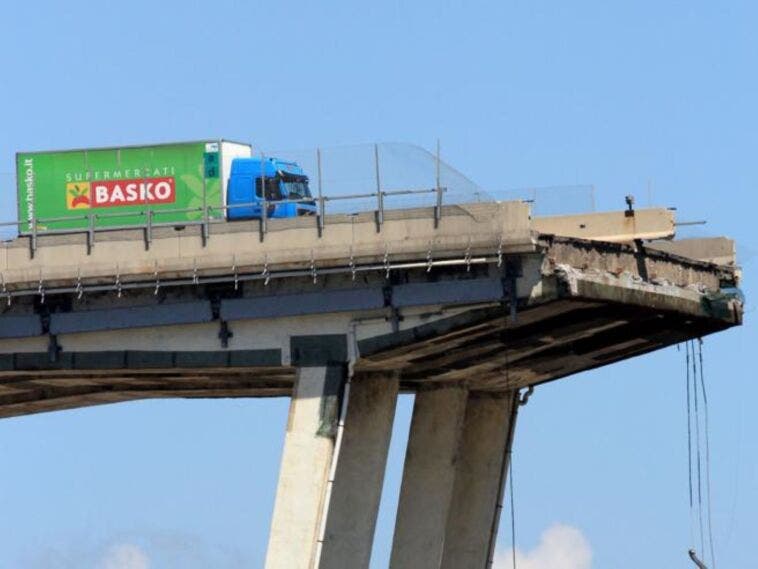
[0,201,742,568]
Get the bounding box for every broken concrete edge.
[539,234,740,288]
[554,267,743,325]
[535,235,744,325]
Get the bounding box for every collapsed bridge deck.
[0,200,742,418]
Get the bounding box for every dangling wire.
[698,339,717,568]
[510,457,517,569]
[686,342,694,512]
[691,340,705,558]
[685,339,716,569]
[506,329,517,569]
[686,341,697,558]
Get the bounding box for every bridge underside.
[0,301,732,419]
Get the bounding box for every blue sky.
[0,1,755,568]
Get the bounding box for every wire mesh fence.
[491,185,595,217]
[269,142,485,214]
[270,142,595,216]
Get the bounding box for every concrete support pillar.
[318,371,399,569]
[389,385,469,569]
[265,365,345,569]
[440,391,518,569]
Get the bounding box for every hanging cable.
[686,341,697,554]
[686,342,694,512]
[510,457,517,569]
[698,339,717,568]
[691,340,705,558]
[508,386,533,569]
[486,330,520,569]
[508,329,517,569]
[684,340,717,569]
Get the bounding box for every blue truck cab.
[226,157,316,220]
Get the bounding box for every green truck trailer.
[16,140,252,234]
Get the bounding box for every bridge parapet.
[1,202,533,294]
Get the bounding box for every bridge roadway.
[0,202,743,568]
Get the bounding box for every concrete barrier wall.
[0,202,533,287]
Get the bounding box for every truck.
[15,139,315,234]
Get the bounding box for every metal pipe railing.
[6,183,454,258]
[435,139,443,228]
[374,143,383,232]
[317,148,325,237]
[259,152,267,242]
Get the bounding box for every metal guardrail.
[9,186,445,259]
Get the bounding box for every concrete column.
[318,371,399,569]
[389,385,469,569]
[440,391,518,569]
[265,365,345,569]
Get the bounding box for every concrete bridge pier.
[318,371,399,568]
[264,365,343,569]
[265,365,399,569]
[440,391,519,569]
[390,387,518,569]
[389,386,469,569]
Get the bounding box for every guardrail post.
[434,139,442,229]
[260,152,267,242]
[376,190,384,233]
[144,210,153,251]
[86,213,95,255]
[374,143,383,233]
[202,205,210,247]
[29,217,37,259]
[202,169,208,246]
[145,166,152,249]
[317,147,325,237]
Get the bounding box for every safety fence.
[0,143,595,255]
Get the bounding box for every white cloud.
[494,524,592,569]
[21,533,251,569]
[98,544,150,569]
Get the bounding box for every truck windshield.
[256,177,283,201]
[281,174,311,199]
